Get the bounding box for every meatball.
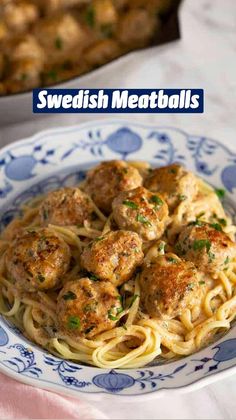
[85,39,121,67]
[176,223,236,275]
[144,164,198,212]
[80,230,143,286]
[4,2,39,33]
[92,0,117,26]
[35,14,87,62]
[112,187,169,241]
[117,9,157,48]
[140,254,204,319]
[39,187,95,226]
[57,277,122,338]
[84,160,143,214]
[5,228,71,292]
[4,35,45,93]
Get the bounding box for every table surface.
[1,0,236,418]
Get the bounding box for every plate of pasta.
[0,120,236,398]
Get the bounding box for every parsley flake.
[215,188,226,199]
[37,274,45,283]
[55,37,63,50]
[136,214,152,227]
[123,200,138,209]
[68,316,81,330]
[63,291,77,301]
[167,257,178,263]
[193,239,211,252]
[210,223,222,232]
[85,6,95,27]
[150,195,163,206]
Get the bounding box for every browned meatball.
[176,223,236,275]
[4,2,39,33]
[112,187,169,241]
[57,277,122,338]
[144,164,198,212]
[85,39,121,67]
[84,160,143,214]
[80,230,143,286]
[140,254,204,319]
[117,9,157,48]
[5,228,71,292]
[39,187,95,226]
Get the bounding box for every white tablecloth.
[1,0,236,418]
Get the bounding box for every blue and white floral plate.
[0,120,236,400]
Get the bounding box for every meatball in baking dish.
[57,277,122,338]
[5,228,71,292]
[84,160,143,214]
[39,187,95,227]
[140,254,204,319]
[176,223,236,275]
[112,186,169,241]
[80,230,143,286]
[144,163,198,212]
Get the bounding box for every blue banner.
[33,89,204,114]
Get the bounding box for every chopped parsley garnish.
[122,324,128,331]
[68,316,81,330]
[215,188,226,199]
[150,195,163,206]
[224,256,230,265]
[167,257,178,263]
[210,223,222,232]
[123,200,138,209]
[21,73,28,81]
[117,295,123,305]
[218,218,227,227]
[63,291,77,301]
[55,37,63,50]
[199,280,206,285]
[116,306,124,315]
[169,168,177,174]
[178,194,187,201]
[208,251,215,263]
[136,214,152,227]
[188,219,204,227]
[129,294,139,308]
[108,309,118,321]
[46,70,58,82]
[187,283,194,291]
[89,274,100,281]
[85,6,95,27]
[193,239,211,252]
[196,212,205,219]
[158,242,166,253]
[37,274,45,283]
[94,236,104,242]
[108,303,123,321]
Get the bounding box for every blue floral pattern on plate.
[0,120,236,398]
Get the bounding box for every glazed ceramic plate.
[0,120,236,400]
